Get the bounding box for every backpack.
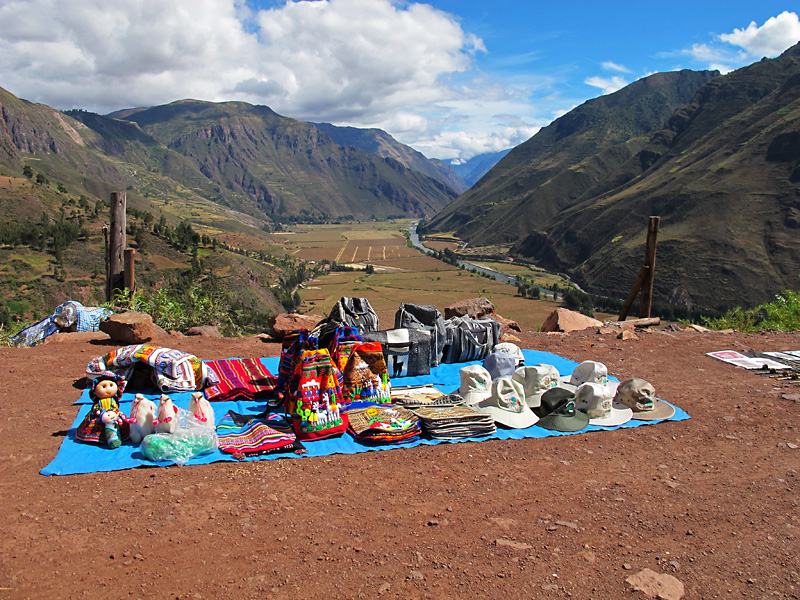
[327,297,380,334]
[341,341,392,402]
[286,349,349,441]
[394,303,446,366]
[362,328,432,378]
[442,316,502,363]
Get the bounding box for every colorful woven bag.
[341,341,392,403]
[287,349,349,441]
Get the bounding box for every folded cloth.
[217,411,306,458]
[347,405,421,445]
[411,405,496,440]
[204,359,278,402]
[86,344,218,392]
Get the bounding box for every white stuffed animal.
[155,394,177,434]
[129,394,157,443]
[188,392,215,427]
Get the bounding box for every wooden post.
[639,216,660,318]
[123,248,136,292]
[106,192,126,301]
[618,264,649,321]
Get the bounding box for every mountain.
[517,44,800,309]
[426,46,800,309]
[116,101,456,220]
[448,149,512,188]
[311,122,468,194]
[425,69,719,245]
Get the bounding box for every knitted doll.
[76,374,129,448]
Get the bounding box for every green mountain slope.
[124,100,456,219]
[425,70,719,245]
[516,44,800,309]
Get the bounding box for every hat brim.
[461,390,492,406]
[586,403,633,427]
[628,399,676,421]
[535,410,589,432]
[474,403,539,429]
[525,383,576,408]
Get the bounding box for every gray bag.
[442,316,501,364]
[362,328,431,377]
[394,303,446,367]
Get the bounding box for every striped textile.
[203,359,277,402]
[216,411,302,457]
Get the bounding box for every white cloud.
[720,11,800,57]
[584,75,627,95]
[0,0,539,160]
[601,61,631,73]
[674,12,800,73]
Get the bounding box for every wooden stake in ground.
[106,191,126,301]
[618,216,660,321]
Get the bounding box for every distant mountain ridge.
[424,44,800,309]
[0,89,458,221]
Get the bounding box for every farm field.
[289,221,586,332]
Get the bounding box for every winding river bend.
[408,221,518,285]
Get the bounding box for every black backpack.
[326,297,380,334]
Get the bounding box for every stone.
[495,538,533,551]
[491,312,522,333]
[444,297,495,320]
[186,325,223,338]
[268,313,323,340]
[499,333,521,343]
[99,311,159,344]
[626,568,685,600]
[541,308,603,333]
[618,330,639,341]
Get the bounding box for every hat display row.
[457,357,674,432]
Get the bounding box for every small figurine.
[129,394,157,444]
[76,374,129,448]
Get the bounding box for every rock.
[268,313,323,340]
[618,330,639,341]
[626,568,685,600]
[495,538,533,551]
[500,333,521,343]
[43,331,109,344]
[186,325,223,338]
[99,311,160,344]
[444,297,495,320]
[598,326,620,335]
[491,313,522,333]
[541,308,603,333]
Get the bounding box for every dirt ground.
[1,326,799,600]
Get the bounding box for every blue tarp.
[42,350,689,476]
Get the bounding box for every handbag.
[442,316,501,363]
[394,303,446,367]
[363,328,431,377]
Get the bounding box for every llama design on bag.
[288,350,349,441]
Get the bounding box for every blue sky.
[1,1,798,161]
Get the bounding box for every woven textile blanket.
[86,344,218,392]
[204,358,278,402]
